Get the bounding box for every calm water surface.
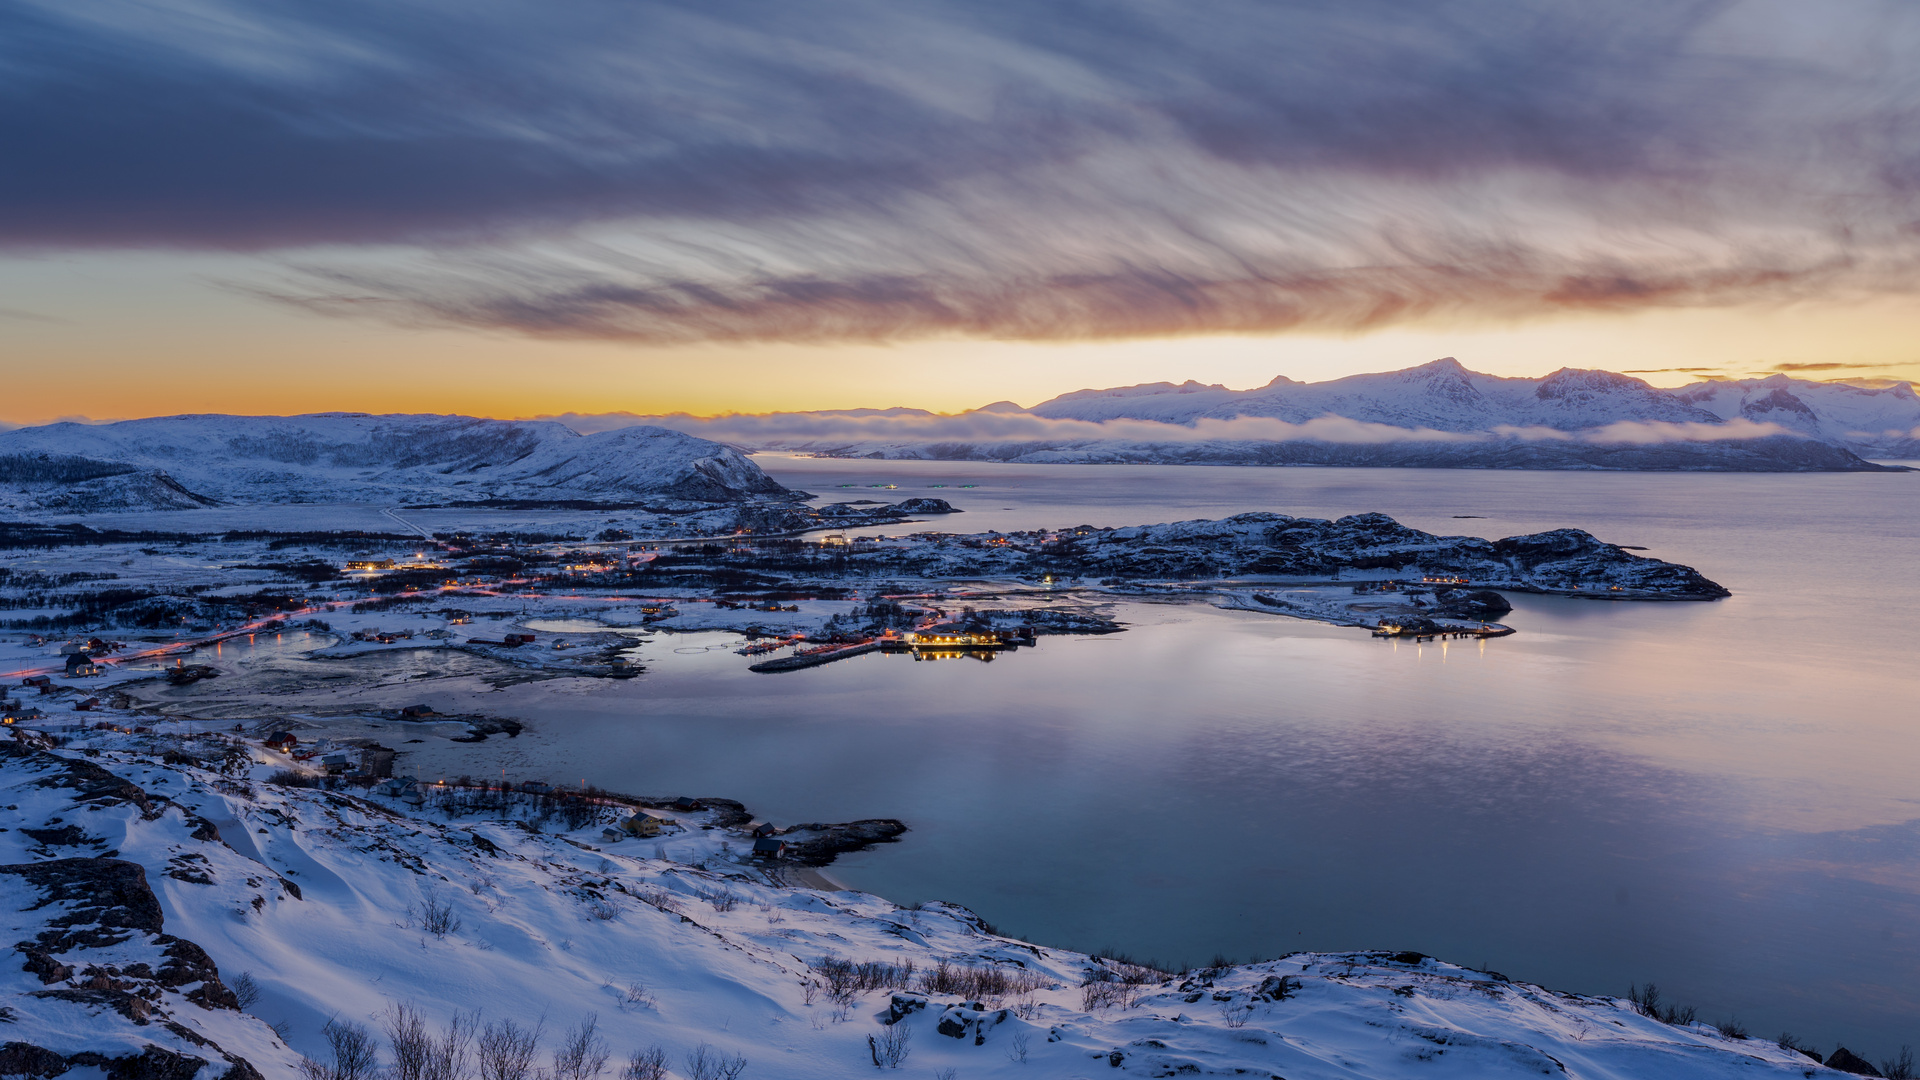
[443,461,1920,1053]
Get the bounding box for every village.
[0,507,1729,734]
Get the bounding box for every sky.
[5,0,1920,425]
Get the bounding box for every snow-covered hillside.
[0,729,1863,1079]
[0,415,797,512]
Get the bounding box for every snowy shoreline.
[1,727,1877,1079]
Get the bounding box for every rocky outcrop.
[1038,513,1731,598]
[773,819,909,866]
[1,745,269,1079]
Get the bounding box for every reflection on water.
[233,462,1920,1051]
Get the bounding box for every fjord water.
[511,460,1919,1051]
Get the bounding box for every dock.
[748,640,882,673]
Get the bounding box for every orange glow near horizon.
[3,252,1918,425]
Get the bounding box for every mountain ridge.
[0,413,798,512]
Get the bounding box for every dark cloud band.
[7,0,1920,342]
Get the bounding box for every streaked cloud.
[9,0,1920,344]
[1766,361,1918,372]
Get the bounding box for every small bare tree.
[301,1017,379,1080]
[619,1046,668,1080]
[385,1004,432,1080]
[412,891,462,938]
[552,1015,611,1080]
[1005,1031,1031,1064]
[231,971,262,1010]
[427,1011,477,1080]
[869,1022,911,1068]
[477,1018,542,1080]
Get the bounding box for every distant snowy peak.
[1026,358,1920,456]
[0,413,798,511]
[1674,375,1920,455]
[1031,358,1727,431]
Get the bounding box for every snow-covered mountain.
[1,729,1863,1080]
[1032,358,1731,432]
[0,414,797,511]
[1673,375,1920,457]
[594,360,1913,471]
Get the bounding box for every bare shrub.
[813,957,916,1004]
[1080,980,1124,1011]
[1218,998,1253,1028]
[552,1015,611,1080]
[302,1018,378,1080]
[636,887,678,914]
[1715,1017,1749,1040]
[584,896,621,921]
[683,1044,747,1080]
[411,892,462,939]
[1776,1032,1814,1058]
[230,971,262,1010]
[918,961,1043,1005]
[699,888,739,912]
[1627,983,1695,1027]
[267,769,314,788]
[477,1018,542,1080]
[620,1046,668,1080]
[1884,1046,1916,1080]
[870,1022,912,1068]
[933,1070,958,1080]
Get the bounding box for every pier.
[1371,620,1514,642]
[748,628,1036,673]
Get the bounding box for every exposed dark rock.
[1431,589,1511,618]
[1,741,154,816]
[778,819,909,866]
[2,858,164,951]
[20,825,103,848]
[1826,1047,1884,1076]
[20,949,72,984]
[0,1042,71,1077]
[888,498,958,514]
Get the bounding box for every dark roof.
[752,837,786,854]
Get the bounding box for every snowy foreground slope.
[1,730,1848,1079]
[0,415,796,513]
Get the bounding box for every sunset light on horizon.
[6,1,1920,425]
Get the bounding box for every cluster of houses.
[350,628,415,644]
[1,693,45,725]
